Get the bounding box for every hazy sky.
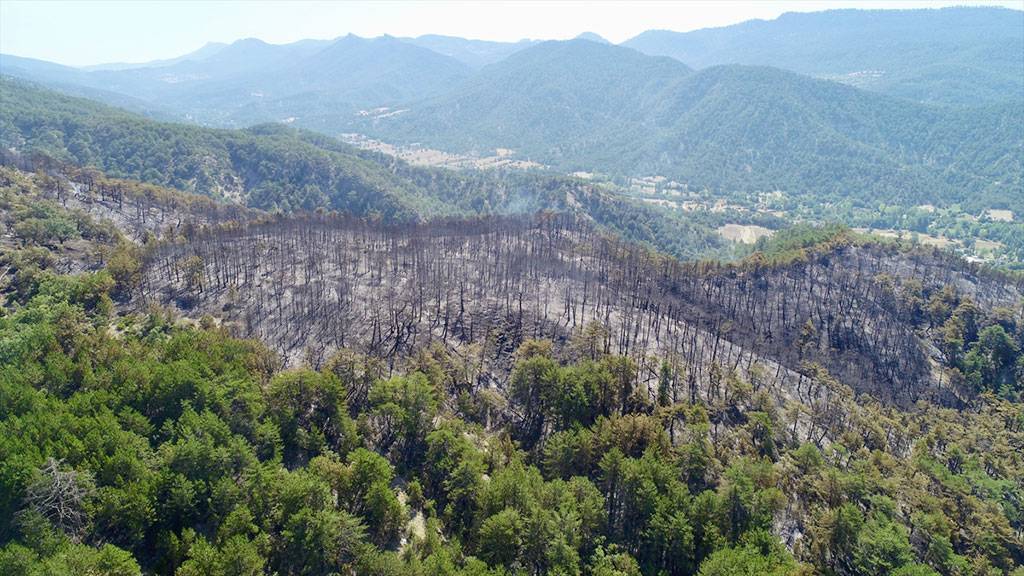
[2,0,1022,66]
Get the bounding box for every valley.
[339,133,546,171]
[1,4,1022,576]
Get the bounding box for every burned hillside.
[140,212,1022,407]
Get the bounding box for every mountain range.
[623,7,1024,106]
[1,35,471,126]
[355,39,1022,211]
[4,7,1018,108]
[0,77,727,259]
[0,6,1021,215]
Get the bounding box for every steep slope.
[0,77,728,260]
[143,212,1022,408]
[359,40,694,161]
[285,35,470,99]
[9,155,991,410]
[0,77,450,217]
[623,7,1024,106]
[360,42,1023,213]
[636,65,1022,211]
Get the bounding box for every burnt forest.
[2,5,1023,576]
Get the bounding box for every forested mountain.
[222,35,472,129]
[5,7,1021,109]
[0,41,231,76]
[0,54,87,85]
[0,77,440,216]
[165,35,470,125]
[2,7,1019,120]
[0,77,728,260]
[2,38,327,102]
[355,39,694,160]
[623,7,1024,106]
[1,165,1022,574]
[1,35,471,126]
[358,41,1023,214]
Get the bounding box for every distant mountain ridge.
[401,34,540,68]
[81,41,230,71]
[359,40,694,154]
[3,6,1019,110]
[2,35,473,126]
[622,7,1024,105]
[575,32,612,44]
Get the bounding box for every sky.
[2,0,1022,66]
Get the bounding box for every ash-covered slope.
[8,164,1019,409]
[140,213,1022,407]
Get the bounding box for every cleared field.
[986,209,1014,222]
[853,228,953,248]
[976,239,1006,252]
[717,223,774,243]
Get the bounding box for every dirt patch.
[975,239,1005,252]
[985,209,1014,222]
[717,224,774,244]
